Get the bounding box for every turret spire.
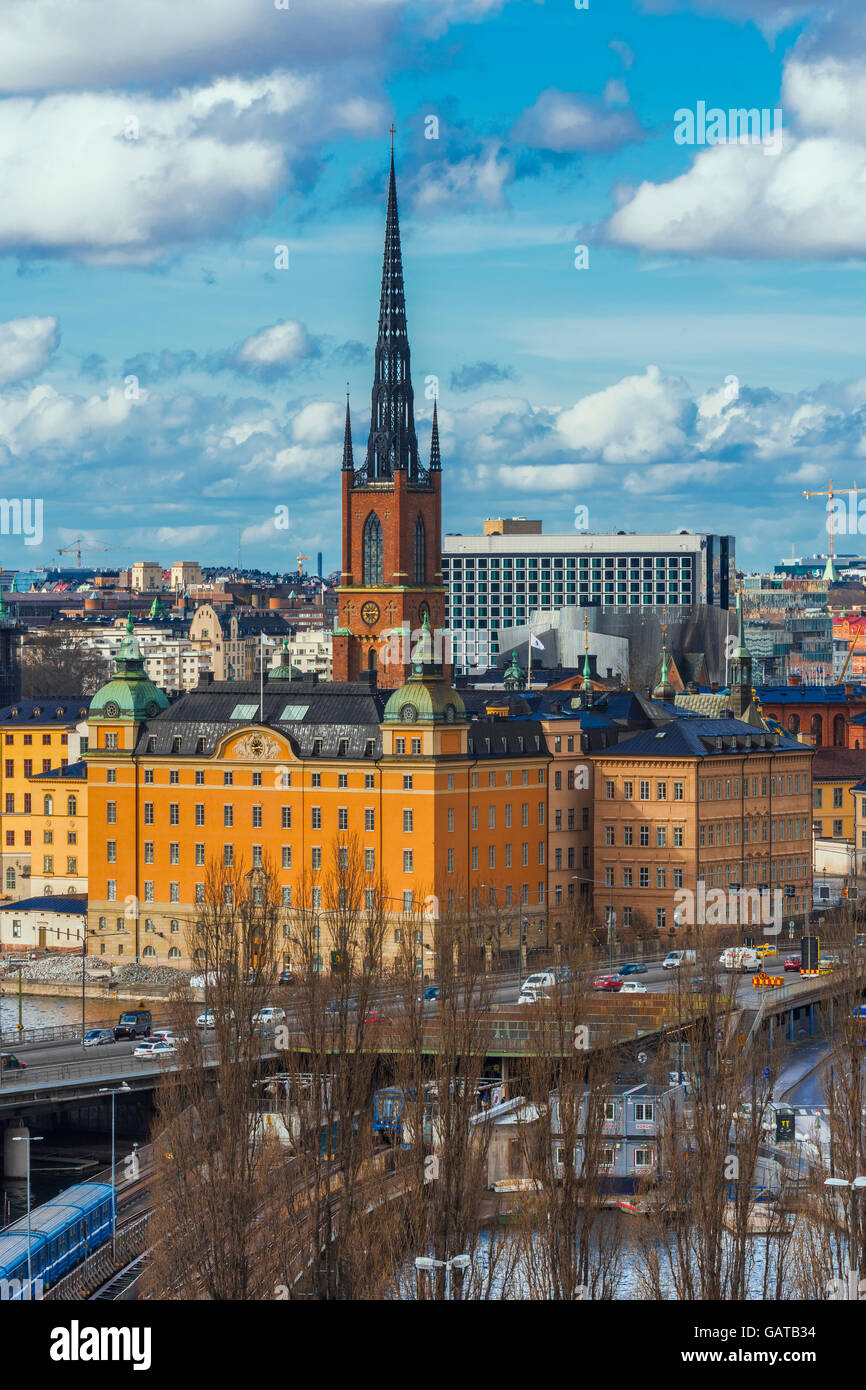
[342,385,354,471]
[364,143,419,480]
[429,396,441,471]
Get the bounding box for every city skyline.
[0,0,863,574]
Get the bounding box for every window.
[403,850,414,872]
[605,780,615,800]
[414,513,426,583]
[403,809,413,833]
[169,842,179,865]
[106,800,117,823]
[105,732,118,751]
[673,782,684,800]
[106,840,117,863]
[224,771,234,787]
[639,780,650,800]
[170,769,180,785]
[311,847,322,871]
[362,511,384,584]
[282,806,291,829]
[195,770,205,785]
[411,738,421,755]
[623,781,633,799]
[395,738,405,755]
[195,804,205,826]
[169,803,179,825]
[403,775,413,790]
[252,804,263,828]
[312,806,322,830]
[144,769,154,784]
[224,805,233,827]
[195,844,205,866]
[673,826,683,847]
[107,880,116,901]
[106,769,116,785]
[365,849,375,872]
[338,807,348,830]
[634,1102,654,1123]
[656,782,667,800]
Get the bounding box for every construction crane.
[296,550,310,576]
[803,480,866,561]
[56,541,130,568]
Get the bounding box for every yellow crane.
[296,550,310,575]
[803,479,866,560]
[57,540,129,568]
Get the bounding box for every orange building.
[0,697,89,901]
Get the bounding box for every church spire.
[341,386,354,471]
[429,396,441,471]
[364,140,419,480]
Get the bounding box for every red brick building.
[332,153,446,691]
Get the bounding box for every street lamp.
[415,1252,471,1301]
[825,1175,866,1299]
[11,1134,42,1298]
[99,1082,132,1255]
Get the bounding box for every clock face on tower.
[361,600,380,626]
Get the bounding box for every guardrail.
[0,1023,82,1048]
[46,1213,151,1301]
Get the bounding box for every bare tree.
[20,624,107,696]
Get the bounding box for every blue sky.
[0,0,863,573]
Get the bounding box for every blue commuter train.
[0,1181,115,1299]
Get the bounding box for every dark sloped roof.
[1,896,87,914]
[602,717,806,761]
[466,719,550,759]
[29,760,87,781]
[133,679,387,759]
[811,747,866,781]
[0,698,90,723]
[758,684,866,703]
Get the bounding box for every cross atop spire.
[389,123,396,154]
[363,144,420,480]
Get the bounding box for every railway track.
[89,1251,149,1301]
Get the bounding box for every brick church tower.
[332,145,446,690]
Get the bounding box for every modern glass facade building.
[443,529,735,670]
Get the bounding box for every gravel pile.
[113,962,191,987]
[4,955,105,982]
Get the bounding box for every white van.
[719,947,760,972]
[520,972,556,998]
[662,950,696,970]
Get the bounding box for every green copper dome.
[89,613,170,721]
[268,638,302,680]
[384,675,466,724]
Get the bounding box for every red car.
[364,1011,393,1026]
[593,975,623,992]
[784,957,802,973]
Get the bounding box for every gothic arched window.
[833,713,846,747]
[414,514,426,585]
[363,512,383,585]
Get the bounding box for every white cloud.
[604,48,866,261]
[0,73,388,265]
[0,317,58,386]
[0,0,405,92]
[512,88,643,153]
[292,401,344,445]
[410,144,514,213]
[555,366,693,462]
[234,321,317,377]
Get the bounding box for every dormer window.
[196,737,206,755]
[33,706,41,716]
[147,736,157,753]
[715,736,723,751]
[172,736,182,753]
[55,708,63,718]
[312,738,322,756]
[338,739,349,757]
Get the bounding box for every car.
[619,981,647,994]
[820,953,842,968]
[419,986,440,1002]
[784,956,802,973]
[364,1011,393,1025]
[593,975,623,992]
[151,1030,182,1046]
[753,944,776,958]
[689,976,722,993]
[277,970,295,986]
[113,1009,152,1041]
[325,998,359,1013]
[0,1052,25,1071]
[134,1039,176,1057]
[83,1028,115,1048]
[663,951,696,970]
[518,989,552,1005]
[252,1007,286,1027]
[195,1008,235,1029]
[618,962,648,976]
